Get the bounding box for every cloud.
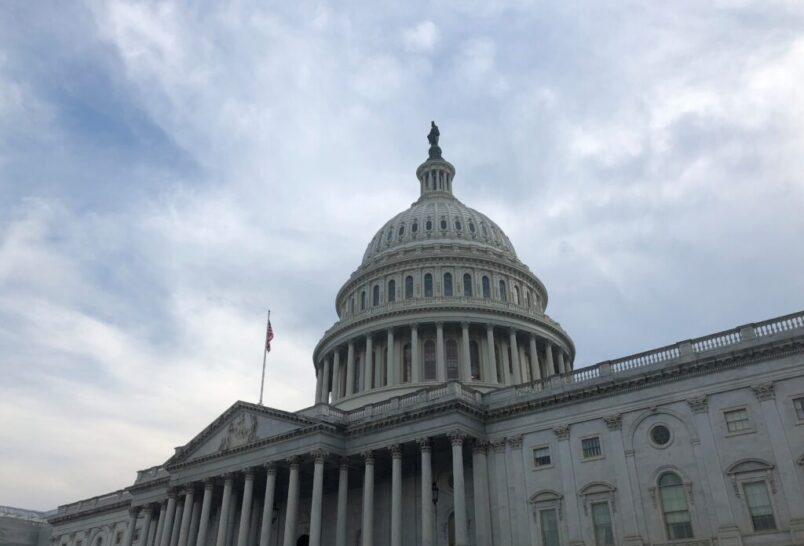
[402,20,439,53]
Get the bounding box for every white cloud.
[402,20,439,53]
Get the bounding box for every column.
[390,445,402,546]
[169,498,183,546]
[500,340,511,385]
[140,507,154,546]
[471,443,492,546]
[177,487,195,546]
[259,464,277,546]
[187,495,201,546]
[309,450,326,546]
[602,415,644,546]
[160,491,178,546]
[508,330,521,384]
[236,469,255,546]
[215,475,234,546]
[154,502,167,546]
[449,433,468,546]
[387,328,396,385]
[282,459,300,546]
[418,438,434,546]
[411,325,420,383]
[124,507,141,546]
[195,481,214,546]
[460,323,471,381]
[554,426,583,545]
[322,356,332,404]
[364,335,374,390]
[544,341,555,377]
[485,325,497,384]
[332,350,342,400]
[345,342,355,396]
[335,459,349,546]
[528,336,541,381]
[361,452,375,546]
[507,436,527,545]
[557,351,566,374]
[435,322,445,381]
[315,366,323,404]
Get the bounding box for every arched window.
[426,218,433,231]
[440,217,447,230]
[454,219,462,231]
[443,273,453,296]
[499,280,507,302]
[398,224,405,237]
[424,340,436,380]
[424,273,433,297]
[658,472,693,540]
[470,341,480,380]
[387,228,393,241]
[387,279,396,303]
[405,276,414,299]
[469,221,476,233]
[412,221,418,233]
[372,285,380,306]
[463,273,472,297]
[513,285,520,305]
[361,291,366,310]
[403,344,412,383]
[446,339,459,379]
[482,276,491,298]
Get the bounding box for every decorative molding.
[417,437,432,452]
[553,425,570,441]
[389,444,402,458]
[686,396,709,414]
[491,438,507,452]
[286,457,300,468]
[602,414,623,431]
[448,430,466,446]
[508,435,523,449]
[471,440,489,454]
[311,449,328,464]
[752,382,776,401]
[339,457,350,469]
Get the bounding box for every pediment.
[169,401,314,465]
[726,458,774,476]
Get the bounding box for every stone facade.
[48,133,804,546]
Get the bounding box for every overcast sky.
[1,0,803,511]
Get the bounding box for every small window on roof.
[455,219,462,230]
[426,218,433,231]
[469,221,476,233]
[440,217,447,230]
[398,224,405,236]
[411,221,418,233]
[387,228,393,241]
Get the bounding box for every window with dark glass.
[398,224,405,237]
[412,221,418,233]
[463,273,472,297]
[513,286,520,304]
[533,446,551,467]
[387,280,396,303]
[744,481,776,531]
[482,276,491,298]
[582,437,602,459]
[651,425,671,446]
[469,221,476,233]
[372,285,380,306]
[443,272,453,296]
[658,472,693,540]
[499,280,507,302]
[446,339,459,379]
[387,228,393,241]
[424,273,433,297]
[403,343,412,383]
[795,397,804,420]
[424,340,436,380]
[440,217,447,230]
[361,291,366,310]
[470,340,480,379]
[539,509,560,546]
[405,276,414,299]
[591,503,614,546]
[426,219,433,231]
[455,219,462,230]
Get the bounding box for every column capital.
[128,506,142,516]
[416,437,432,452]
[286,456,300,468]
[242,467,256,479]
[461,321,470,329]
[471,440,489,454]
[410,322,419,330]
[507,435,523,449]
[486,322,494,331]
[311,449,328,463]
[362,451,375,464]
[553,424,571,441]
[220,472,235,484]
[490,437,507,452]
[686,395,709,414]
[436,321,444,328]
[448,431,466,446]
[181,484,196,495]
[389,444,402,458]
[508,327,517,336]
[752,382,776,401]
[203,478,215,490]
[339,457,350,470]
[167,488,178,499]
[603,414,623,431]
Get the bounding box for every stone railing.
[56,490,130,516]
[134,465,164,484]
[343,381,477,424]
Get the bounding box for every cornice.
[48,501,131,525]
[126,476,170,494]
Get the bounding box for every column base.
[716,526,744,546]
[789,517,804,544]
[622,534,644,546]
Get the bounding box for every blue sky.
[1,0,803,510]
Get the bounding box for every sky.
[1,0,803,511]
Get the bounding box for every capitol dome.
[313,123,574,410]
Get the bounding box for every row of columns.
[316,323,572,403]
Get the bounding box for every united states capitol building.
[48,127,804,546]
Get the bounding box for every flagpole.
[259,310,270,405]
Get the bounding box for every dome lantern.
[417,121,456,198]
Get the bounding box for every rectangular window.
[591,502,615,546]
[582,436,602,459]
[539,509,560,546]
[533,446,551,467]
[794,397,804,420]
[115,532,122,544]
[724,408,751,433]
[744,481,777,531]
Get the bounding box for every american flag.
[265,319,274,352]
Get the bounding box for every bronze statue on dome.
[427,121,442,160]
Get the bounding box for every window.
[794,397,804,420]
[440,217,447,230]
[650,425,672,446]
[446,339,459,379]
[526,290,531,307]
[387,280,396,303]
[591,502,614,546]
[724,408,751,433]
[426,218,432,231]
[372,285,380,306]
[539,509,560,546]
[403,344,412,383]
[133,530,140,541]
[95,538,102,546]
[398,224,405,237]
[424,274,433,297]
[482,276,491,298]
[658,472,693,540]
[513,285,520,305]
[412,221,418,233]
[469,221,476,233]
[424,340,436,380]
[115,532,123,544]
[499,280,507,302]
[582,437,602,459]
[405,276,414,299]
[463,273,472,297]
[533,446,551,467]
[744,481,776,531]
[455,219,462,231]
[443,273,453,296]
[387,228,393,241]
[351,297,355,314]
[469,341,480,380]
[361,291,366,310]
